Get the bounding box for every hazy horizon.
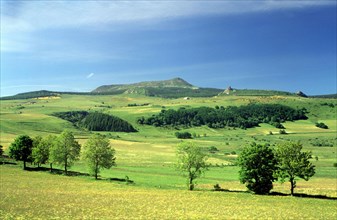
[1,0,336,97]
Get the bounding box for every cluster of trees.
[82,112,136,132]
[237,142,315,195]
[53,111,137,132]
[177,141,315,196]
[144,87,223,98]
[138,104,307,129]
[8,131,116,179]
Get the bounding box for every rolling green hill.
[0,91,336,219]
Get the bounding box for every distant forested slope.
[138,104,308,129]
[52,111,137,132]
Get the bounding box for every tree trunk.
[23,160,26,170]
[290,178,296,196]
[50,163,53,172]
[95,162,98,180]
[189,177,194,191]
[65,159,68,175]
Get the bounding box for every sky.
[1,0,336,97]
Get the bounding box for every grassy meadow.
[0,94,336,219]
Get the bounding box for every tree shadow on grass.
[0,161,17,165]
[270,192,337,200]
[95,177,135,184]
[213,188,337,200]
[25,166,90,177]
[24,166,135,184]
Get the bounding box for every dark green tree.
[237,143,277,194]
[50,130,81,175]
[9,135,33,170]
[176,142,208,190]
[82,134,116,179]
[275,142,315,196]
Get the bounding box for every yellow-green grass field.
[1,166,336,219]
[0,94,336,219]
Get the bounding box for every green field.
[1,94,336,219]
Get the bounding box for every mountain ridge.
[1,77,336,100]
[92,77,196,93]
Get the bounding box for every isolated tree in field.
[82,134,116,179]
[9,135,33,170]
[50,130,81,175]
[275,142,315,196]
[237,142,277,194]
[176,142,208,190]
[32,135,55,168]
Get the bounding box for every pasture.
[0,94,336,219]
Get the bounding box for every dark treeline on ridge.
[53,111,137,132]
[144,87,223,98]
[138,104,308,129]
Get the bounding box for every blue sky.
[1,0,336,96]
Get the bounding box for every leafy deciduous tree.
[9,135,33,170]
[50,130,81,175]
[275,142,315,196]
[176,142,208,190]
[32,135,55,169]
[237,142,277,194]
[82,134,116,179]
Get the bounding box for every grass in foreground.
[1,165,336,219]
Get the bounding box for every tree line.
[177,141,315,196]
[138,104,308,129]
[53,111,137,132]
[8,131,116,179]
[6,132,315,196]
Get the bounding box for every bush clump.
[316,122,328,129]
[175,132,192,139]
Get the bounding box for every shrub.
[208,146,219,153]
[279,129,287,135]
[316,122,328,129]
[175,132,192,139]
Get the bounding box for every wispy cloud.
[1,1,334,53]
[86,73,94,79]
[2,1,334,29]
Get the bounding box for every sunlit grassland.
[0,94,336,219]
[1,166,336,220]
